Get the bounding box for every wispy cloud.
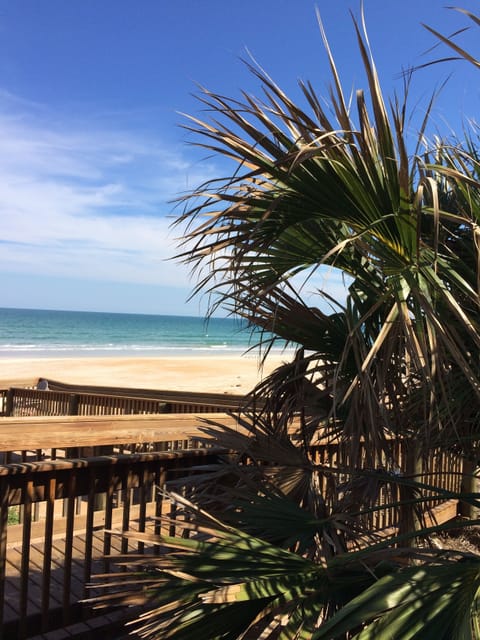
[0,92,350,313]
[0,93,213,288]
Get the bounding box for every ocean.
[0,307,287,358]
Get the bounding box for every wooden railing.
[42,377,246,408]
[0,410,466,638]
[310,435,463,529]
[0,412,239,638]
[0,382,247,418]
[0,447,225,639]
[0,412,238,464]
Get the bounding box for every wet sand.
[0,354,288,393]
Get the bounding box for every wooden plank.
[103,466,114,574]
[6,549,45,618]
[62,473,76,625]
[3,551,22,623]
[42,379,245,405]
[19,481,33,637]
[46,538,84,594]
[1,596,19,625]
[424,499,459,527]
[41,474,56,631]
[83,468,96,596]
[137,468,148,554]
[121,470,132,556]
[0,477,7,630]
[0,413,240,451]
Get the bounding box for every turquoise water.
[0,307,283,358]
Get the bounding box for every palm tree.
[91,6,480,638]
[172,2,480,529]
[176,11,480,455]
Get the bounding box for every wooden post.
[460,458,480,520]
[5,389,14,417]
[68,394,79,416]
[398,438,423,544]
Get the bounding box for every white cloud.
[0,96,215,289]
[0,92,351,315]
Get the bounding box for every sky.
[0,0,479,316]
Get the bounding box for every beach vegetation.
[7,506,19,526]
[93,5,480,638]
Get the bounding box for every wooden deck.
[0,424,227,639]
[4,526,137,638]
[0,448,220,639]
[4,521,138,622]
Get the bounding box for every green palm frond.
[89,495,344,638]
[315,556,480,640]
[90,490,480,640]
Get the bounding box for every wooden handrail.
[0,384,250,417]
[0,413,239,452]
[42,378,248,407]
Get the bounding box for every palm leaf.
[314,557,480,640]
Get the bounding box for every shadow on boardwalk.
[4,528,149,639]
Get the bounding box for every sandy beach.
[0,353,289,393]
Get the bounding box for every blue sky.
[0,1,479,316]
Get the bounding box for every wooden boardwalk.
[4,523,148,639]
[0,421,227,640]
[0,411,465,638]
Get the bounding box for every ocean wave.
[0,309,297,358]
[1,343,243,351]
[0,343,295,356]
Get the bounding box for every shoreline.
[0,353,289,394]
